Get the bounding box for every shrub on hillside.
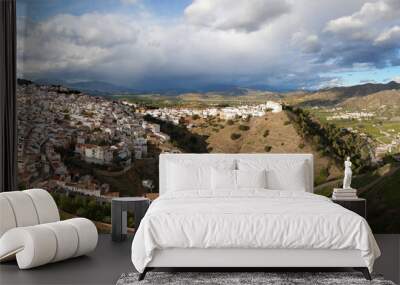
[192,114,200,120]
[284,121,291,125]
[238,125,250,131]
[53,192,112,225]
[263,129,270,137]
[298,142,305,149]
[227,119,234,125]
[144,114,208,153]
[315,167,330,185]
[231,133,241,140]
[285,105,374,173]
[264,145,272,152]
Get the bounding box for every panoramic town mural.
[16,0,400,233]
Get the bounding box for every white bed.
[131,154,380,280]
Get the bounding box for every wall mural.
[16,0,400,233]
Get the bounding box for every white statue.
[343,156,352,189]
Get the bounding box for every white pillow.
[168,162,211,191]
[267,165,306,191]
[236,169,267,189]
[167,159,236,192]
[211,168,236,191]
[238,159,308,191]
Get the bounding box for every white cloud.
[17,0,400,90]
[19,13,139,78]
[18,8,302,87]
[184,0,291,32]
[314,77,344,89]
[292,31,321,54]
[325,16,364,34]
[325,0,400,39]
[393,76,400,83]
[375,26,400,46]
[319,0,400,69]
[120,0,139,5]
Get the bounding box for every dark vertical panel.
[0,0,17,192]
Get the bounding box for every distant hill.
[20,78,400,105]
[340,89,400,110]
[285,81,400,107]
[66,81,137,94]
[325,81,400,97]
[29,78,289,96]
[17,78,34,85]
[34,79,138,95]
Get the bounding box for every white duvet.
[131,190,380,273]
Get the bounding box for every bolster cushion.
[0,189,60,238]
[0,196,17,237]
[24,189,60,224]
[0,218,98,269]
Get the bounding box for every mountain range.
[286,81,400,107]
[20,78,400,105]
[322,81,400,97]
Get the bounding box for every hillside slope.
[340,89,400,110]
[327,81,400,97]
[360,166,400,233]
[191,111,341,184]
[284,81,400,107]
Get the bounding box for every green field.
[310,108,400,151]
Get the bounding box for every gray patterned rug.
[116,272,396,285]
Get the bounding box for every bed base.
[138,248,372,281]
[138,267,371,281]
[354,267,372,280]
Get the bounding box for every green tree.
[231,133,241,140]
[76,207,87,217]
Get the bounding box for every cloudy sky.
[17,0,400,91]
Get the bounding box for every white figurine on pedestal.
[343,156,352,189]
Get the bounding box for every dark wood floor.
[1,234,399,285]
[0,234,134,285]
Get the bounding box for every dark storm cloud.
[17,0,400,90]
